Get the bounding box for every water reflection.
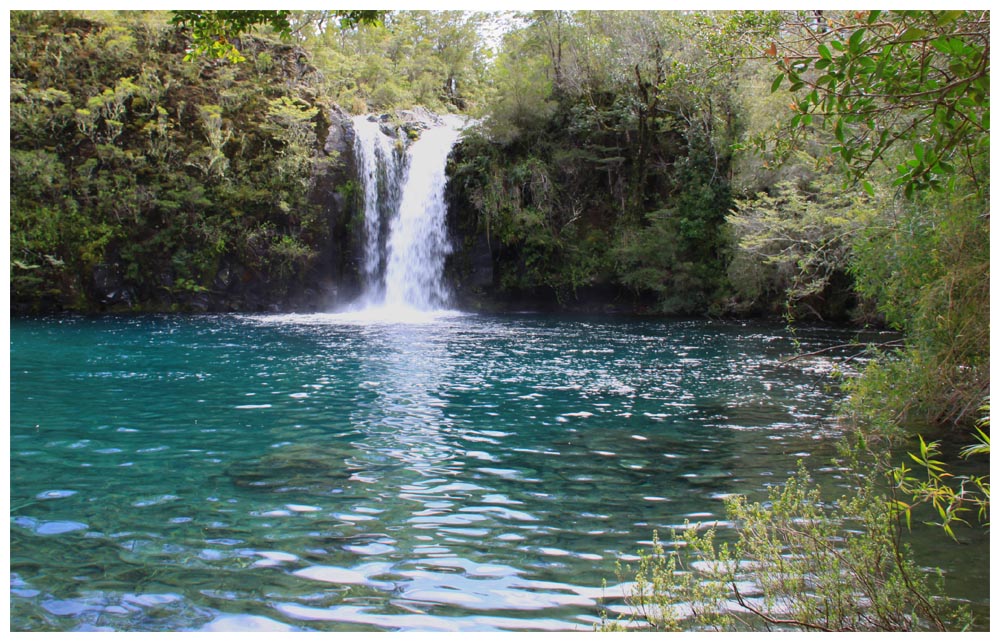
[347,321,458,473]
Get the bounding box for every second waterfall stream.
[350,114,465,318]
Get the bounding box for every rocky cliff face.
[443,146,496,311]
[298,104,360,310]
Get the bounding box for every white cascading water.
[351,117,406,306]
[350,114,464,318]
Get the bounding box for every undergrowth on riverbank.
[601,461,973,632]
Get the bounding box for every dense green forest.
[8,9,990,629]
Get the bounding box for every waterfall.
[351,117,406,306]
[350,114,464,317]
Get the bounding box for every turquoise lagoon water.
[9,314,988,631]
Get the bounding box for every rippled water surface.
[9,314,987,631]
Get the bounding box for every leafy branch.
[768,10,989,198]
[891,400,990,539]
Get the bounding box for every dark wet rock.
[323,104,354,157]
[92,263,135,308]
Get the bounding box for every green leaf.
[848,28,866,55]
[900,27,928,43]
[934,161,955,175]
[818,44,832,60]
[931,37,956,55]
[862,180,874,197]
[936,10,964,26]
[891,500,913,528]
[770,72,784,93]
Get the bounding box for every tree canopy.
[170,9,383,62]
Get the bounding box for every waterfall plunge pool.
[9,314,989,631]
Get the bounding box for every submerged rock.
[225,444,353,493]
[200,614,300,632]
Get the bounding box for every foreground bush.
[603,463,972,632]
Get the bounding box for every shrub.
[604,463,971,632]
